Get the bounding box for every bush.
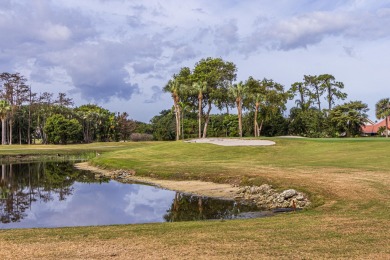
[130,133,153,142]
[44,114,82,144]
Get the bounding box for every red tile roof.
[361,116,390,134]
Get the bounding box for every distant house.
[361,116,390,136]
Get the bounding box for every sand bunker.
[185,138,275,146]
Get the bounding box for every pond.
[0,161,267,229]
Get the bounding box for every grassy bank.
[1,138,390,259]
[0,142,149,163]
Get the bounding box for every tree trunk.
[174,103,180,141]
[386,116,389,138]
[28,89,31,145]
[1,119,5,145]
[19,124,21,145]
[8,119,12,145]
[202,102,212,138]
[177,106,181,139]
[299,87,305,111]
[198,97,202,138]
[258,120,263,137]
[181,110,184,140]
[237,98,242,137]
[316,88,321,111]
[254,104,259,137]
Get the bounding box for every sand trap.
[185,138,275,146]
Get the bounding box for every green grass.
[1,138,390,259]
[90,137,390,175]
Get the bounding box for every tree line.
[159,57,388,140]
[0,72,151,144]
[2,57,389,144]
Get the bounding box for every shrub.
[130,133,153,142]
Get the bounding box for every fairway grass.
[1,138,390,259]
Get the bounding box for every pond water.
[0,161,264,229]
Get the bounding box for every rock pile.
[234,184,310,209]
[112,169,136,179]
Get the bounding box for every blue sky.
[1,0,389,122]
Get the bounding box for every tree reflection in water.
[0,161,108,224]
[164,192,259,222]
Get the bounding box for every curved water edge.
[0,151,97,164]
[77,163,311,211]
[1,160,292,229]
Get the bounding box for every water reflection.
[164,193,258,222]
[0,161,108,226]
[0,161,263,229]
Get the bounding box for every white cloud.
[39,23,72,42]
[1,0,390,120]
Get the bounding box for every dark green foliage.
[206,114,239,137]
[44,114,82,144]
[288,108,327,137]
[134,121,153,135]
[150,110,176,140]
[329,101,369,137]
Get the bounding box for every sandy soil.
[75,162,240,200]
[185,138,275,146]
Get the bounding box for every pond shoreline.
[75,162,310,210]
[75,162,241,200]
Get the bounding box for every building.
[361,116,390,136]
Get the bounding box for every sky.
[1,0,390,122]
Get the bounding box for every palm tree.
[192,81,207,138]
[0,100,10,145]
[251,93,265,137]
[229,82,246,137]
[375,98,390,138]
[164,79,184,141]
[178,102,190,140]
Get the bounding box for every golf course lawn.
[1,138,390,259]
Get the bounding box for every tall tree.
[178,101,190,140]
[55,92,74,107]
[164,79,185,141]
[191,81,207,138]
[304,75,323,111]
[0,100,10,145]
[245,77,265,137]
[375,98,390,138]
[36,92,54,144]
[245,78,290,137]
[290,82,311,111]
[192,57,237,138]
[229,82,246,137]
[317,74,347,111]
[0,72,29,144]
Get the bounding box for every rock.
[259,184,273,193]
[276,196,285,203]
[235,184,309,210]
[250,186,258,194]
[296,194,305,201]
[237,187,246,194]
[280,189,297,199]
